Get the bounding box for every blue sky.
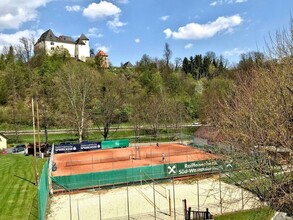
[0,0,292,66]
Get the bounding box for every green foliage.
[199,77,232,123]
[0,46,228,140]
[215,207,275,220]
[182,52,228,80]
[0,72,8,104]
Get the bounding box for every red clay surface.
[52,143,219,176]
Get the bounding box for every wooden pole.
[36,102,41,156]
[32,98,39,186]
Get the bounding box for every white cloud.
[83,1,121,20]
[107,15,127,33]
[135,38,140,43]
[223,47,246,57]
[210,1,218,6]
[65,5,81,12]
[164,14,242,40]
[108,0,129,4]
[116,0,129,4]
[160,16,169,21]
[0,29,43,52]
[184,43,193,49]
[83,1,126,32]
[95,44,110,53]
[87,27,103,38]
[0,0,51,30]
[163,29,173,39]
[210,0,248,6]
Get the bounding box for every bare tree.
[144,94,164,141]
[19,36,35,62]
[201,18,293,215]
[174,57,182,71]
[55,61,98,142]
[94,72,130,140]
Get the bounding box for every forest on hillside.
[0,21,292,145]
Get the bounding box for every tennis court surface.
[53,143,219,176]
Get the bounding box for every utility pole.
[32,98,39,186]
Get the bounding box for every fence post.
[153,181,156,219]
[99,181,102,220]
[241,188,244,210]
[205,208,209,219]
[77,200,80,220]
[219,173,223,215]
[127,180,130,220]
[172,177,176,220]
[182,199,187,220]
[69,157,72,220]
[69,193,72,220]
[197,180,200,211]
[169,189,172,216]
[187,207,191,220]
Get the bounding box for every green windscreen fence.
[38,160,49,220]
[52,159,224,191]
[102,139,129,149]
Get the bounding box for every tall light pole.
[32,98,39,186]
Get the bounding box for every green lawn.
[215,207,275,220]
[0,154,46,220]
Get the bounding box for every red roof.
[96,50,108,57]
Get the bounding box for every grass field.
[215,207,275,220]
[0,154,46,220]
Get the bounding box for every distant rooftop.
[96,50,108,57]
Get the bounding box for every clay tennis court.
[53,143,219,176]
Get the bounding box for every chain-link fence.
[48,176,260,220]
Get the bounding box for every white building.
[0,133,7,150]
[34,29,90,62]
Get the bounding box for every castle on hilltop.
[34,29,90,62]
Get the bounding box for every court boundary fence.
[51,159,225,191]
[38,160,49,220]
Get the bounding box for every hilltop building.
[122,61,133,68]
[34,29,90,62]
[95,50,109,68]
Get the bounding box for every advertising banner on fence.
[166,160,221,176]
[101,139,129,149]
[54,143,78,153]
[80,142,102,151]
